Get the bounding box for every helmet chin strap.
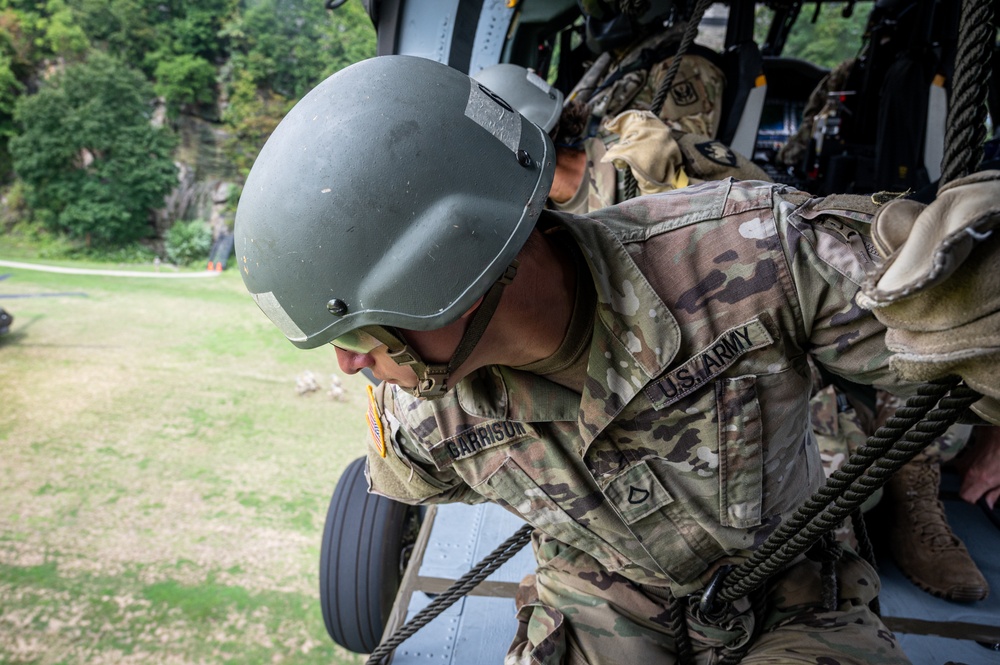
[389,262,518,399]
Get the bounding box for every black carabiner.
[698,564,734,618]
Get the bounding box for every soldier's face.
[334,344,420,387]
[333,321,467,389]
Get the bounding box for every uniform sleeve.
[774,191,914,395]
[364,381,484,506]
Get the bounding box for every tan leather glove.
[601,111,770,196]
[857,170,1000,423]
[601,110,688,195]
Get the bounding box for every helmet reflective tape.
[466,82,522,152]
[251,291,307,343]
[472,63,564,133]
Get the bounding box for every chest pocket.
[602,459,713,583]
[475,455,634,574]
[597,374,764,581]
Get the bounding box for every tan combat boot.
[884,460,989,602]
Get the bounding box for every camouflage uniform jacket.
[366,178,903,596]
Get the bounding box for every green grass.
[0,254,370,663]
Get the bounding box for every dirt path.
[0,259,221,278]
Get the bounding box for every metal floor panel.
[387,503,530,665]
[392,594,519,665]
[417,503,535,584]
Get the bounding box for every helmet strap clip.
[400,260,519,399]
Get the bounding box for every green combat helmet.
[474,63,564,133]
[235,55,555,398]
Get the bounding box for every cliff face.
[155,113,240,247]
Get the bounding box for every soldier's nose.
[335,346,373,375]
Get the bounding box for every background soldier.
[473,62,768,215]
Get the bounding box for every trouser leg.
[506,534,912,665]
[741,548,911,665]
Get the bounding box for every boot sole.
[898,569,989,603]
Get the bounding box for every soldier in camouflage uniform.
[479,62,986,594]
[473,62,769,216]
[236,57,1000,664]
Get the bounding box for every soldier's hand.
[956,426,1000,509]
[857,170,1000,424]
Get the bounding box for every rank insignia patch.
[366,384,386,458]
[695,141,738,167]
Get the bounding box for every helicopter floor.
[384,471,1000,664]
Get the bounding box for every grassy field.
[0,255,372,664]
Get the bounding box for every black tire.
[320,456,417,653]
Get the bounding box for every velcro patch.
[646,318,773,409]
[366,384,386,458]
[694,141,738,167]
[429,420,536,468]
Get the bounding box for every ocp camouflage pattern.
[366,178,915,597]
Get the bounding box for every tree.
[781,4,869,69]
[71,0,160,69]
[219,0,374,171]
[10,51,177,246]
[154,52,216,117]
[222,0,374,100]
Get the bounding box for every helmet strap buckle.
[393,260,520,400]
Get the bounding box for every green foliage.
[779,2,870,69]
[223,0,373,100]
[219,0,374,171]
[0,51,23,178]
[71,0,160,69]
[164,218,211,265]
[153,52,216,117]
[221,66,292,175]
[9,50,178,247]
[37,0,89,58]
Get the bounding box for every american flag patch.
[366,384,386,458]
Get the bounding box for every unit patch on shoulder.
[695,141,738,167]
[366,384,386,458]
[645,317,774,409]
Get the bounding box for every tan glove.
[857,170,1000,423]
[601,110,688,195]
[601,111,769,196]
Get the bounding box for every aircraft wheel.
[320,455,421,653]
